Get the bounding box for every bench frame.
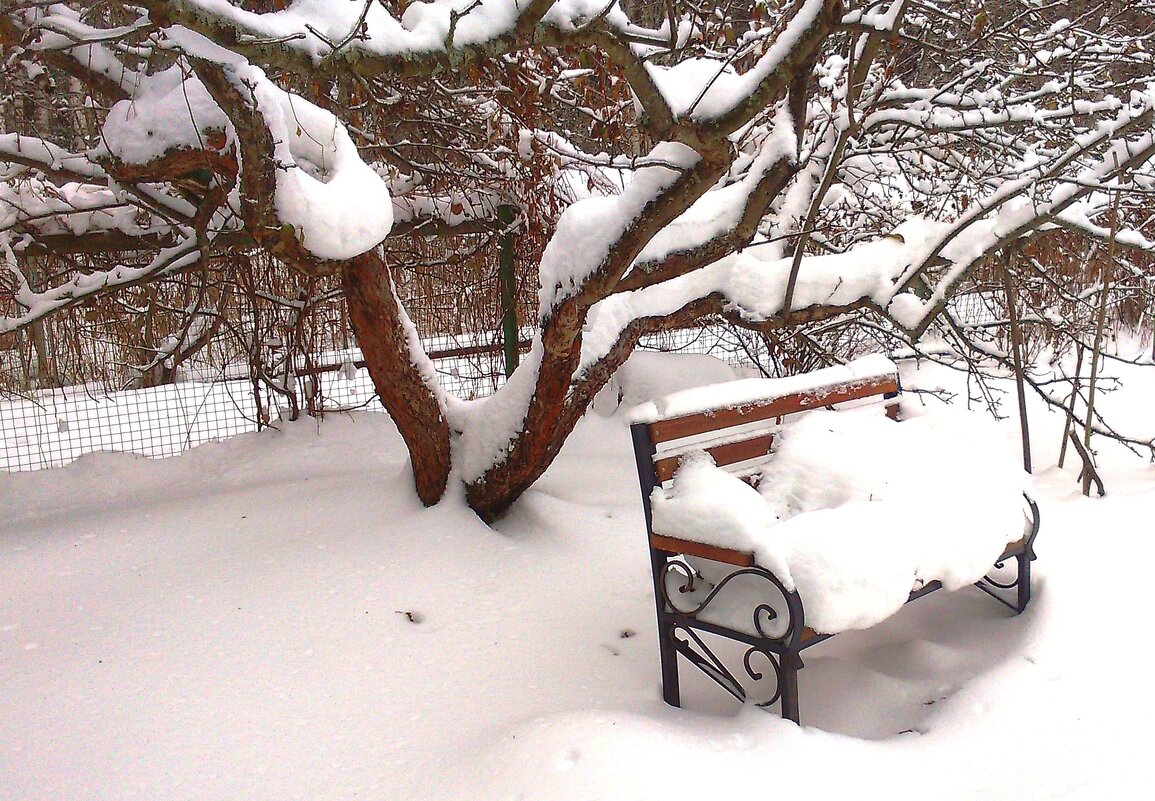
[630,368,1040,724]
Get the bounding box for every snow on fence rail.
[1,326,770,472]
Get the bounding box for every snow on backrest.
[630,355,898,427]
[636,356,901,487]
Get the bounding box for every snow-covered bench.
[629,356,1040,724]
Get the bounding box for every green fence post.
[498,204,519,379]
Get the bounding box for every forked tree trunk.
[342,251,451,506]
[464,298,588,522]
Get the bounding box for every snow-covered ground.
[3,356,1153,800]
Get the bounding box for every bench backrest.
[630,357,901,557]
[632,360,900,480]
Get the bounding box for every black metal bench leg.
[780,654,801,724]
[658,617,681,707]
[650,547,682,707]
[976,544,1036,614]
[1015,552,1032,613]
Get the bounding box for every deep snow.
[3,358,1154,800]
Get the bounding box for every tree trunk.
[1001,251,1032,473]
[342,251,451,506]
[464,300,587,523]
[1081,188,1119,496]
[26,258,57,389]
[1056,342,1084,469]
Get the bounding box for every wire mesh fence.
[0,323,775,473]
[949,290,1003,326]
[1,380,262,471]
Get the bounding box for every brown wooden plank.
[651,533,755,566]
[999,536,1027,559]
[653,434,775,483]
[649,375,899,444]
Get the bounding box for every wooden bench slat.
[653,533,1028,590]
[650,533,755,566]
[648,375,899,444]
[1000,536,1028,559]
[653,433,775,483]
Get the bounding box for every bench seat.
[650,402,1033,635]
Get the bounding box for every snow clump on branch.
[99,62,393,260]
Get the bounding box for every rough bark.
[341,251,451,506]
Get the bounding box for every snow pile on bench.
[650,402,1030,634]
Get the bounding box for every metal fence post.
[498,205,519,379]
